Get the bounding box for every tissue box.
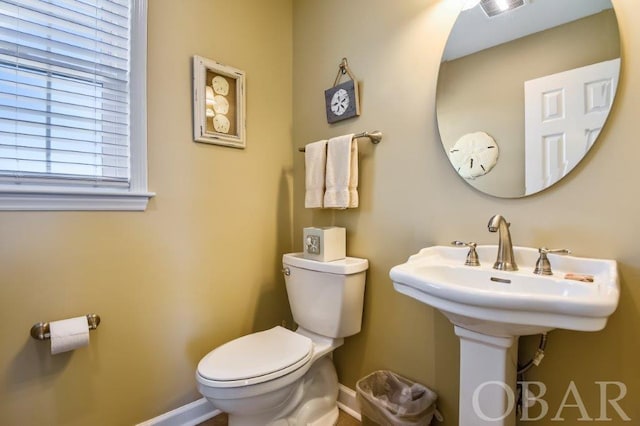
[303,227,346,262]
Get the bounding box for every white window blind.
[0,0,151,210]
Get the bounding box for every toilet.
[196,252,368,426]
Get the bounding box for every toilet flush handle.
[282,267,290,276]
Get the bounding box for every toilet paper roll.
[50,316,90,355]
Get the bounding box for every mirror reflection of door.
[437,0,621,198]
[524,58,620,194]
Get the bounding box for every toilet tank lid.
[283,253,368,274]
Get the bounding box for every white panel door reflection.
[524,58,620,195]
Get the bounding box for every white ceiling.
[443,0,614,61]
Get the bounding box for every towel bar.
[298,130,382,152]
[30,314,101,340]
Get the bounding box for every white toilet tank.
[282,253,368,338]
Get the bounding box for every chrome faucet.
[487,214,518,271]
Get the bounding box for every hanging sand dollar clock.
[324,58,361,123]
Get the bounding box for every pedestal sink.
[390,245,619,425]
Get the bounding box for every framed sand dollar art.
[193,56,246,148]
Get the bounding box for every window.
[0,0,152,210]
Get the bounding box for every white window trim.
[0,0,154,211]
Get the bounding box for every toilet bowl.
[196,253,368,425]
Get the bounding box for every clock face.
[213,115,230,133]
[330,89,350,116]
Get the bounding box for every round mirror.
[436,0,621,198]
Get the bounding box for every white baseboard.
[136,398,221,426]
[337,383,361,421]
[137,384,360,426]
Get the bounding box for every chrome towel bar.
[30,314,101,340]
[298,130,382,152]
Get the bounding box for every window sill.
[0,187,155,211]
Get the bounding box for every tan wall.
[0,0,293,424]
[3,0,640,424]
[293,0,639,424]
[438,10,620,198]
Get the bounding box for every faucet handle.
[534,247,571,275]
[451,241,480,266]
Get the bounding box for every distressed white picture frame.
[193,56,246,148]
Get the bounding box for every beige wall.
[0,0,293,424]
[438,10,620,197]
[3,0,640,425]
[293,0,639,424]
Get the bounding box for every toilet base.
[303,406,339,426]
[227,356,339,426]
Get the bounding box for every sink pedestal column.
[454,326,518,426]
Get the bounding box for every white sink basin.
[390,245,619,337]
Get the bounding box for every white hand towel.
[324,134,356,209]
[348,137,358,208]
[304,140,327,208]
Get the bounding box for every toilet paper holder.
[30,314,101,340]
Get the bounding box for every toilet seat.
[197,326,313,388]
